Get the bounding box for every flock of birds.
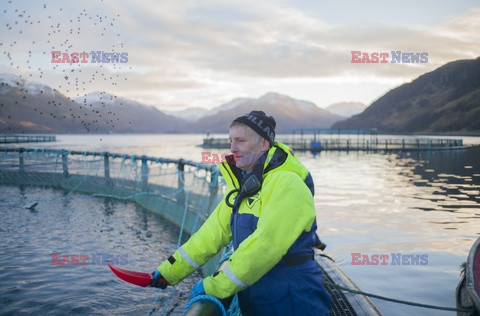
[1,0,131,133]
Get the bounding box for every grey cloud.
[112,3,478,82]
[2,0,479,108]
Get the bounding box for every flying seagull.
[26,202,38,211]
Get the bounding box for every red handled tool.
[108,264,152,287]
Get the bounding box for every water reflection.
[2,134,479,316]
[300,146,480,316]
[396,147,480,213]
[0,186,196,315]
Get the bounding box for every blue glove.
[190,280,205,299]
[150,270,170,289]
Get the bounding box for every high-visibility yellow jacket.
[157,142,318,298]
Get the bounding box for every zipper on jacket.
[232,197,239,249]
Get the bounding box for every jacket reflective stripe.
[220,161,240,189]
[178,247,200,269]
[158,142,318,298]
[224,265,248,289]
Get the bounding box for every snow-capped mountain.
[165,97,253,122]
[0,73,56,96]
[0,76,186,133]
[207,97,253,116]
[1,73,347,134]
[165,93,319,123]
[189,92,345,133]
[164,107,210,122]
[256,92,317,112]
[74,91,120,107]
[72,91,187,132]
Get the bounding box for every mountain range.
[332,57,480,133]
[0,75,357,134]
[164,97,254,122]
[185,93,346,133]
[2,56,479,135]
[325,102,366,117]
[0,75,185,134]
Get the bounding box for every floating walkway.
[202,128,466,151]
[202,137,466,151]
[0,135,56,144]
[0,147,223,276]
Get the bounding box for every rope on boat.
[324,280,475,313]
[148,175,193,316]
[184,295,228,316]
[147,288,163,316]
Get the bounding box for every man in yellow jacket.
[151,110,332,315]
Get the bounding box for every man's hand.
[150,270,170,289]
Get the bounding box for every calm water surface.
[1,134,480,315]
[0,186,201,315]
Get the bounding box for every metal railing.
[202,137,465,151]
[0,135,56,143]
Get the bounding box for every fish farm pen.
[0,147,380,315]
[0,134,56,143]
[0,147,224,276]
[201,128,466,152]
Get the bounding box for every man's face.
[229,124,270,172]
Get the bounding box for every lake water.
[1,133,480,315]
[0,186,201,315]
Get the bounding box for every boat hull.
[456,237,480,316]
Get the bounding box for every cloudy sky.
[1,0,479,111]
